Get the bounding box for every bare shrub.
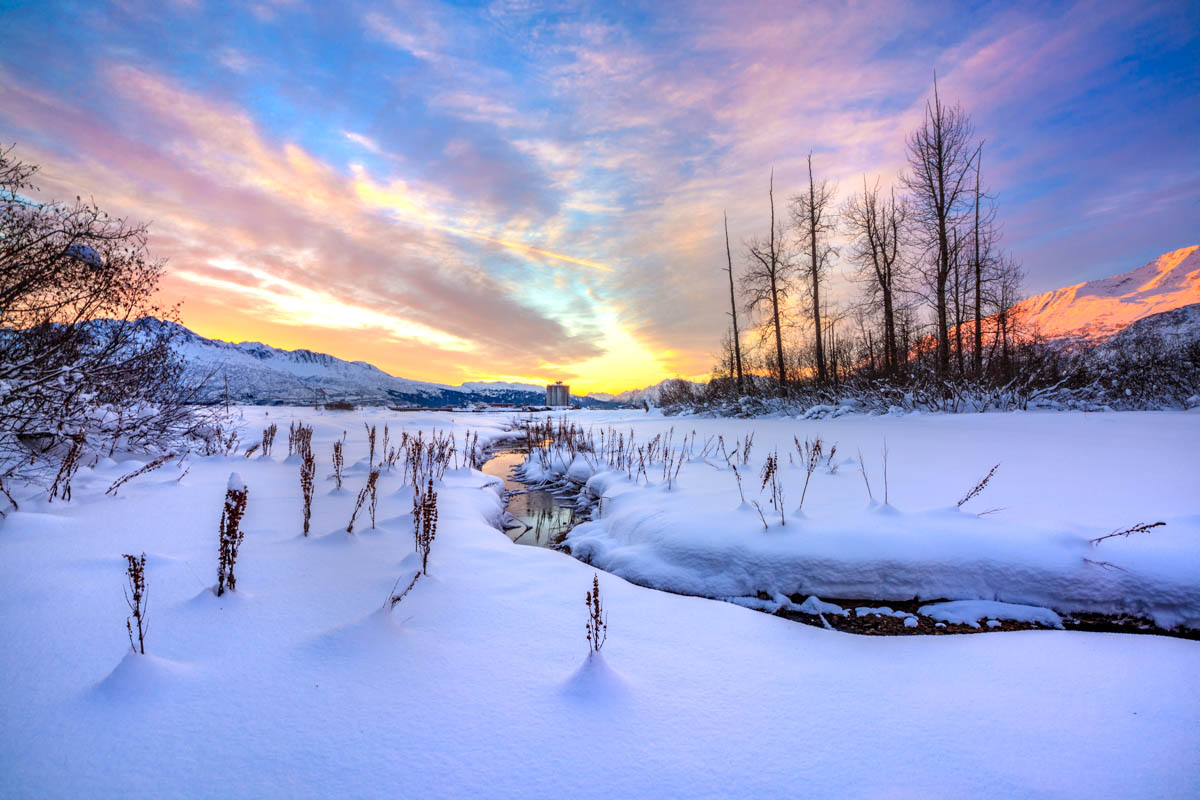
[0,147,215,486]
[122,552,148,654]
[217,473,249,595]
[585,573,607,654]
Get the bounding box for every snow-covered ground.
[2,407,1198,798]
[532,409,1200,630]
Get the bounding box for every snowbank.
[1,407,1197,798]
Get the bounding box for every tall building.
[545,381,570,407]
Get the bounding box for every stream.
[480,442,582,549]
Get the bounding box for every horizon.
[2,1,1197,394]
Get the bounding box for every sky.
[1,0,1197,394]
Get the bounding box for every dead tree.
[743,170,794,396]
[902,77,978,379]
[723,212,745,393]
[843,178,907,374]
[792,153,837,383]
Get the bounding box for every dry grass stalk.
[122,552,148,654]
[957,463,1000,508]
[585,573,607,654]
[386,571,421,610]
[1090,521,1165,546]
[261,423,278,457]
[346,469,380,533]
[300,447,316,537]
[48,436,85,503]
[331,439,344,490]
[795,436,823,512]
[217,474,249,595]
[857,447,874,503]
[106,451,176,496]
[412,477,438,574]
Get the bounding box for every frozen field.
[1,407,1198,798]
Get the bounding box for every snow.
[547,410,1200,630]
[1,406,1198,797]
[919,600,1065,629]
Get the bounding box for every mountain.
[159,321,619,408]
[1017,245,1200,342]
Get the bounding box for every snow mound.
[919,600,1064,629]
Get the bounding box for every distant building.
[546,381,570,407]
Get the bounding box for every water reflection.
[480,446,579,548]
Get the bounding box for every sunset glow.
[2,1,1196,393]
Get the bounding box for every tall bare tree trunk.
[769,172,787,396]
[724,211,745,394]
[806,154,827,383]
[973,145,983,377]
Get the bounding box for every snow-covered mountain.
[159,321,617,407]
[1018,245,1200,341]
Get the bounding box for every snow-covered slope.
[162,321,613,407]
[1018,245,1200,341]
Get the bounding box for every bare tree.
[792,153,837,383]
[723,212,745,393]
[742,171,793,396]
[843,178,908,374]
[902,78,979,379]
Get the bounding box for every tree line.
[714,79,1026,397]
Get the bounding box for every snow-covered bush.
[0,147,217,488]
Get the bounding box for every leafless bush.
[1090,521,1166,546]
[122,552,148,654]
[300,447,315,537]
[105,451,176,496]
[413,477,438,574]
[346,468,380,534]
[957,463,999,508]
[216,473,248,596]
[365,423,377,467]
[0,147,215,486]
[585,573,607,654]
